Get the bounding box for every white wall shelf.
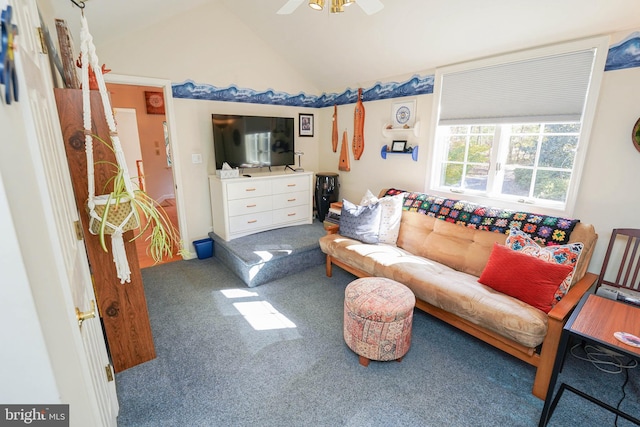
[382,120,421,138]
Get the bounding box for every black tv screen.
[212,114,295,170]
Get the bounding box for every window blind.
[438,49,597,125]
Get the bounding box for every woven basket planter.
[88,194,139,236]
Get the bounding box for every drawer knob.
[245,188,257,192]
[246,204,257,208]
[287,213,296,217]
[248,219,258,224]
[287,198,296,202]
[287,184,296,187]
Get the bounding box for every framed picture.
[299,113,314,137]
[145,91,165,115]
[391,100,416,128]
[391,140,407,152]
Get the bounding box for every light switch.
[192,154,203,164]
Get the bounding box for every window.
[429,36,609,215]
[436,122,581,207]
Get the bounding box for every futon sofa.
[319,189,597,399]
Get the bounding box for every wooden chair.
[594,228,640,294]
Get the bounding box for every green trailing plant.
[93,134,184,264]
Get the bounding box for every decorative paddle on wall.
[339,130,350,171]
[332,104,338,152]
[352,88,365,160]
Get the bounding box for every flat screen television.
[212,114,295,170]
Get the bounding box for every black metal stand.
[543,383,640,426]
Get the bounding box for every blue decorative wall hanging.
[0,5,19,104]
[172,74,434,108]
[605,31,640,71]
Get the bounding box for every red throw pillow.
[478,243,573,313]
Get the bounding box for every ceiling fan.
[277,0,384,15]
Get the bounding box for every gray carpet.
[115,258,640,426]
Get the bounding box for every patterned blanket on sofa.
[383,189,579,246]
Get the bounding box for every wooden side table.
[323,201,342,234]
[323,222,339,234]
[538,294,640,426]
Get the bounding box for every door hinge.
[105,365,114,382]
[74,220,84,241]
[37,27,48,54]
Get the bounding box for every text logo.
[0,405,68,426]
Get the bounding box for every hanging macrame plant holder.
[81,14,139,283]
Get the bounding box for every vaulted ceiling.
[44,0,640,92]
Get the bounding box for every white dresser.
[209,171,314,241]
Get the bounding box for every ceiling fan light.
[308,0,325,11]
[330,0,345,13]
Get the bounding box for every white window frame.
[426,36,610,217]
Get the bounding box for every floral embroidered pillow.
[505,226,583,302]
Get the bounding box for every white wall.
[95,2,318,95]
[0,134,59,404]
[61,0,640,271]
[573,66,640,266]
[316,94,433,203]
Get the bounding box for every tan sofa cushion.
[397,212,507,277]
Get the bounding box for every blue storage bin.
[193,238,214,259]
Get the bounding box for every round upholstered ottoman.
[344,277,416,366]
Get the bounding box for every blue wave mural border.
[172,33,640,107]
[172,75,434,108]
[605,31,640,71]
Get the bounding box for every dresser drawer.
[271,175,309,194]
[228,211,272,233]
[226,180,271,200]
[228,196,273,217]
[272,204,310,225]
[272,190,309,208]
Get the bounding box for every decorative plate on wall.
[633,117,640,153]
[391,100,416,128]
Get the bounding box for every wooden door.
[55,88,156,372]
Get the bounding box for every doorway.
[105,76,187,268]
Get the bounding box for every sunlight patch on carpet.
[233,301,297,331]
[220,289,259,299]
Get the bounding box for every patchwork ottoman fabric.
[344,277,416,363]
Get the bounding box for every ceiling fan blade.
[277,0,305,14]
[357,0,384,15]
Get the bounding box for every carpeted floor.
[115,257,640,426]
